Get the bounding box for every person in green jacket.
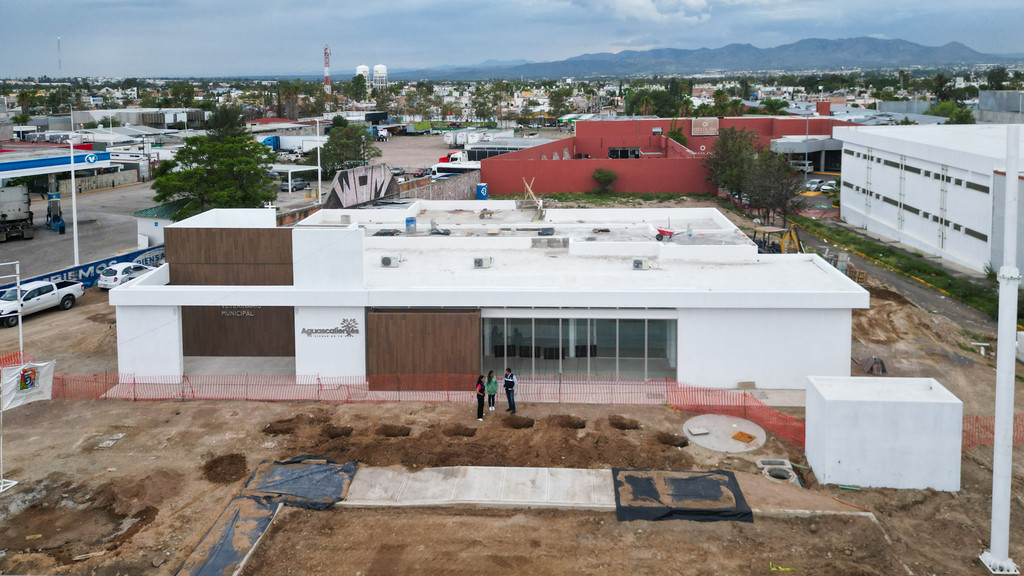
[485,370,499,411]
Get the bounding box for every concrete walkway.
[340,466,615,511]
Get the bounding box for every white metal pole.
[15,263,22,363]
[982,124,1021,575]
[69,111,80,267]
[0,261,24,494]
[316,119,323,204]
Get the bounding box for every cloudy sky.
[2,0,1022,78]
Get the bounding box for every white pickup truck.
[0,280,85,328]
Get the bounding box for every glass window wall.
[481,316,677,380]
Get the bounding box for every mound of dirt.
[656,431,689,448]
[442,424,477,437]
[322,424,353,439]
[504,415,535,429]
[853,284,978,348]
[263,413,333,436]
[550,415,586,429]
[202,453,248,484]
[263,416,303,436]
[608,415,640,430]
[378,424,412,438]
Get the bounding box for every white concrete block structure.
[835,125,1024,273]
[805,376,963,491]
[110,201,869,389]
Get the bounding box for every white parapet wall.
[805,376,962,491]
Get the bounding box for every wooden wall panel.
[182,306,294,357]
[169,264,292,286]
[366,309,480,376]
[166,228,292,285]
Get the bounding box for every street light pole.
[981,124,1021,575]
[315,119,323,204]
[69,106,79,266]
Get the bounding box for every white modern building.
[835,125,1024,273]
[109,201,869,389]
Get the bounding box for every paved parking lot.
[2,181,322,280]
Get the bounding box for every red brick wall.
[481,117,852,196]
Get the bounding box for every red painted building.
[481,115,851,196]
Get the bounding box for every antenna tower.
[323,44,332,111]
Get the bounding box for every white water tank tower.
[372,64,388,90]
[356,65,370,78]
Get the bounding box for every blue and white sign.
[84,154,98,164]
[0,245,165,290]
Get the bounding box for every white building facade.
[835,125,1024,273]
[110,201,868,390]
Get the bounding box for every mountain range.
[389,37,1010,81]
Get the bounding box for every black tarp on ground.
[612,469,753,523]
[242,455,357,510]
[176,456,356,576]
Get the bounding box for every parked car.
[413,168,429,178]
[805,179,826,191]
[97,262,154,290]
[0,280,85,327]
[280,177,309,192]
[820,180,839,194]
[390,166,405,176]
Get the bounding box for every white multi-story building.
[836,125,1024,273]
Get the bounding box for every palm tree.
[16,90,34,115]
[636,94,655,116]
[677,96,694,118]
[760,98,788,115]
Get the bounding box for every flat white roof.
[835,125,1024,168]
[167,208,277,229]
[362,246,866,304]
[808,376,961,404]
[115,203,869,311]
[299,201,752,245]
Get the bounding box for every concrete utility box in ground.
[805,376,962,491]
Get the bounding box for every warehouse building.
[835,125,1024,274]
[110,200,868,389]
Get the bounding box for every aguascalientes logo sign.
[301,318,360,338]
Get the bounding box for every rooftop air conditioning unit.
[473,256,493,269]
[632,258,651,270]
[380,255,401,268]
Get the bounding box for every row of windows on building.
[482,317,677,380]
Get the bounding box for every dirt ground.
[0,398,1019,576]
[3,192,1024,574]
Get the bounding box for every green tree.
[896,116,917,125]
[701,126,761,197]
[331,115,349,129]
[471,87,493,121]
[206,104,248,140]
[665,118,687,146]
[932,73,953,102]
[946,107,976,125]
[924,101,959,117]
[372,88,392,116]
[11,113,30,124]
[987,67,1009,90]
[312,124,382,178]
[169,82,195,107]
[744,151,805,225]
[759,98,788,115]
[151,136,277,220]
[16,89,34,115]
[591,167,618,194]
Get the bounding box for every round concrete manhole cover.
[682,414,766,453]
